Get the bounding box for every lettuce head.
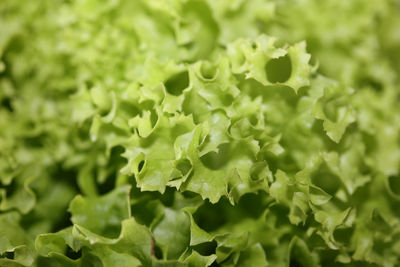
[1,0,400,266]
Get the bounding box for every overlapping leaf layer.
[1,0,400,266]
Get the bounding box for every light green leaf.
[69,185,131,238]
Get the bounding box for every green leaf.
[69,185,131,238]
[0,212,34,266]
[186,212,213,246]
[153,208,190,260]
[0,176,36,214]
[235,243,267,267]
[183,250,216,267]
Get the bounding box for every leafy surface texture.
[1,0,400,266]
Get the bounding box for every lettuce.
[1,0,400,266]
